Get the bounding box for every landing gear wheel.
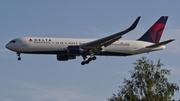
[16,52,21,61]
[81,60,91,65]
[18,57,21,61]
[81,54,97,65]
[81,61,85,65]
[85,60,90,64]
[81,61,86,65]
[88,58,92,61]
[92,56,96,60]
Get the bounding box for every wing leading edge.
[80,16,141,50]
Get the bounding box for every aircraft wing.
[146,39,175,48]
[80,16,141,51]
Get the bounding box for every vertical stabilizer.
[138,16,168,43]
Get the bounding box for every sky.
[0,0,180,101]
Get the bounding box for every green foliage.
[109,57,179,101]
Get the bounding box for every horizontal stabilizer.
[146,39,175,48]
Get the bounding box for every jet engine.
[56,54,76,61]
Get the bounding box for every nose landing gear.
[17,52,21,61]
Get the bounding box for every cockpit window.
[10,40,16,43]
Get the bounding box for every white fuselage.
[6,37,165,56]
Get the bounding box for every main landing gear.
[17,52,21,61]
[81,55,97,65]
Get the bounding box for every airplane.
[5,16,174,65]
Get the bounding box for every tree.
[109,57,179,101]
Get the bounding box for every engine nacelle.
[67,45,84,55]
[56,54,76,61]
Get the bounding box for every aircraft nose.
[5,43,14,51]
[5,43,10,49]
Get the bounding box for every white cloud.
[16,83,104,101]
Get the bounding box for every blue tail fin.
[138,16,168,43]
